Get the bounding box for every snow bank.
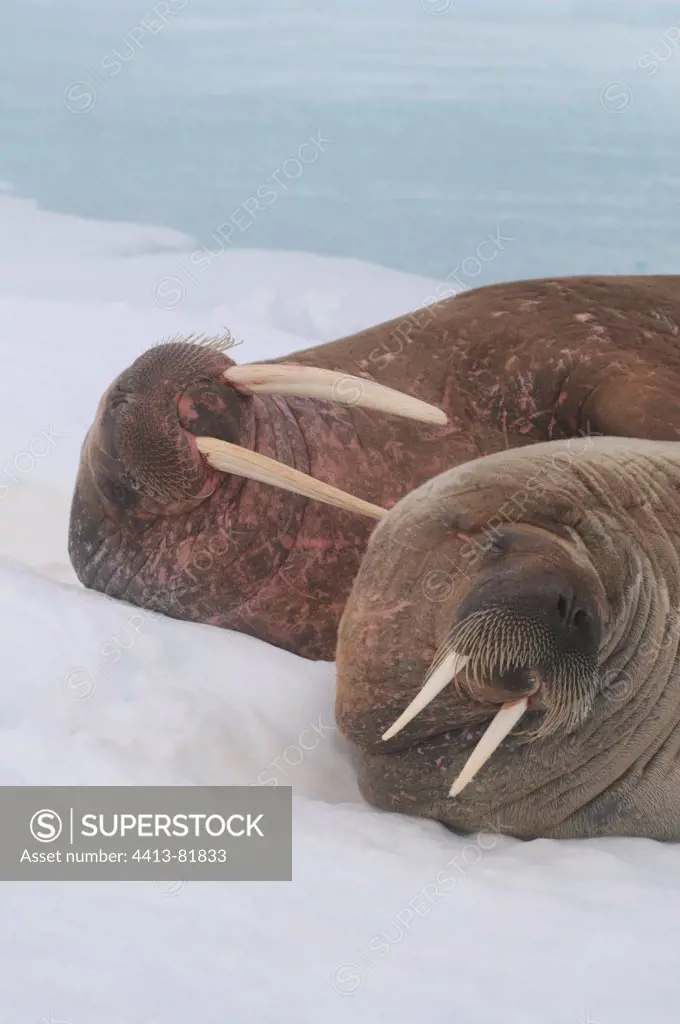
[1,192,679,1023]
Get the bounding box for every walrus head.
[69,336,445,658]
[336,436,680,840]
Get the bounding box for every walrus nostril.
[543,582,595,644]
[556,593,568,622]
[572,607,588,629]
[556,590,590,632]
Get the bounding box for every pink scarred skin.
[69,276,680,659]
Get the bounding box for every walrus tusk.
[196,436,388,520]
[448,698,528,798]
[224,364,448,426]
[381,651,470,741]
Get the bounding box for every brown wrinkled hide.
[337,438,680,840]
[70,276,680,659]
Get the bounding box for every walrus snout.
[379,524,605,746]
[451,561,603,679]
[436,561,605,797]
[87,339,246,509]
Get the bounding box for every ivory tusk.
[382,651,470,741]
[224,363,447,426]
[196,436,387,520]
[448,698,528,798]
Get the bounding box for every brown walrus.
[69,275,680,660]
[335,436,680,840]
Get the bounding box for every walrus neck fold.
[589,515,677,721]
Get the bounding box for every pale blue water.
[1,0,680,281]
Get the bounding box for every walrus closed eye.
[336,436,680,840]
[70,275,680,659]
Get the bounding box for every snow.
[2,193,680,1024]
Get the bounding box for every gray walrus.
[336,436,680,840]
[69,275,680,660]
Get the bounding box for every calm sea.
[1,0,679,282]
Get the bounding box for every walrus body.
[69,275,680,660]
[336,436,680,840]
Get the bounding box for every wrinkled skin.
[336,437,680,840]
[70,275,680,659]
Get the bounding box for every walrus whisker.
[428,610,522,688]
[381,651,470,741]
[223,363,448,426]
[196,436,387,520]
[448,698,529,798]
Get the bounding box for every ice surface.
[1,194,680,1023]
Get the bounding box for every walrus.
[336,436,680,840]
[69,275,680,660]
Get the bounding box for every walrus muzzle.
[339,490,608,756]
[382,554,603,791]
